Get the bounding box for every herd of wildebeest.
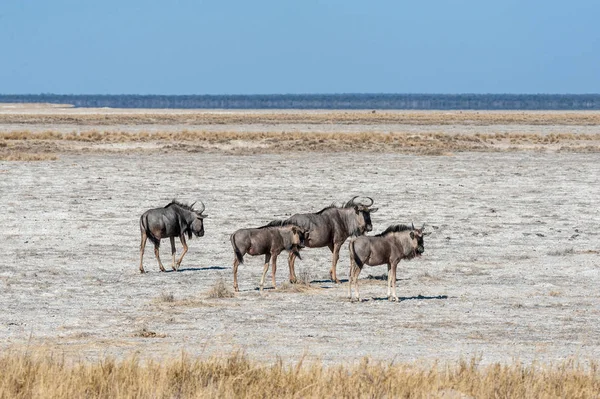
[139,197,428,301]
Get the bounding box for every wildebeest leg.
[348,263,356,301]
[387,263,392,299]
[390,261,399,301]
[176,234,188,269]
[139,232,147,273]
[154,245,166,272]
[353,263,361,302]
[329,242,342,284]
[233,257,240,292]
[288,251,298,283]
[259,254,272,293]
[347,263,353,299]
[170,237,177,271]
[348,254,357,300]
[271,253,278,289]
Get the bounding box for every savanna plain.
[1,104,599,397]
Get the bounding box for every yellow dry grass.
[2,110,600,125]
[206,278,235,299]
[1,129,599,154]
[0,151,58,161]
[0,351,598,398]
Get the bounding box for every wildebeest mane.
[258,220,286,229]
[375,224,412,237]
[312,198,370,215]
[165,200,195,212]
[315,204,339,214]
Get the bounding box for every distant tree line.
[1,94,600,110]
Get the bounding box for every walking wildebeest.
[348,224,426,302]
[230,221,307,292]
[139,200,206,273]
[285,196,378,284]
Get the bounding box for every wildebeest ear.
[369,207,379,213]
[410,231,415,239]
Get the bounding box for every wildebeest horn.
[363,196,374,207]
[412,222,415,230]
[196,201,205,214]
[421,223,425,230]
[190,201,196,208]
[349,195,359,205]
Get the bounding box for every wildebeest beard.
[352,227,365,237]
[290,246,303,260]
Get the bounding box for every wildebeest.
[231,221,307,292]
[348,224,426,301]
[285,196,378,283]
[139,200,206,273]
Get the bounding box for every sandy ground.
[0,106,599,366]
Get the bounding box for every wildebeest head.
[291,226,309,248]
[346,196,378,236]
[409,223,427,256]
[289,226,309,260]
[190,201,206,237]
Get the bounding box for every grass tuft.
[206,278,235,299]
[548,248,575,256]
[132,327,167,338]
[155,292,175,303]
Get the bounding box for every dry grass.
[131,327,167,339]
[155,292,175,303]
[1,129,599,155]
[206,278,235,299]
[0,151,59,161]
[3,110,600,125]
[277,269,316,293]
[548,248,575,256]
[0,351,598,398]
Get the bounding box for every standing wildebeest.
[348,224,426,302]
[139,200,206,273]
[285,196,378,284]
[231,221,307,292]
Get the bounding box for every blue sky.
[1,0,599,94]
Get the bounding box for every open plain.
[1,105,599,369]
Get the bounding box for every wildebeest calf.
[139,200,206,273]
[348,224,426,301]
[231,221,307,292]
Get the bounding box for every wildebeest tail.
[349,239,363,269]
[140,214,160,247]
[230,233,244,264]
